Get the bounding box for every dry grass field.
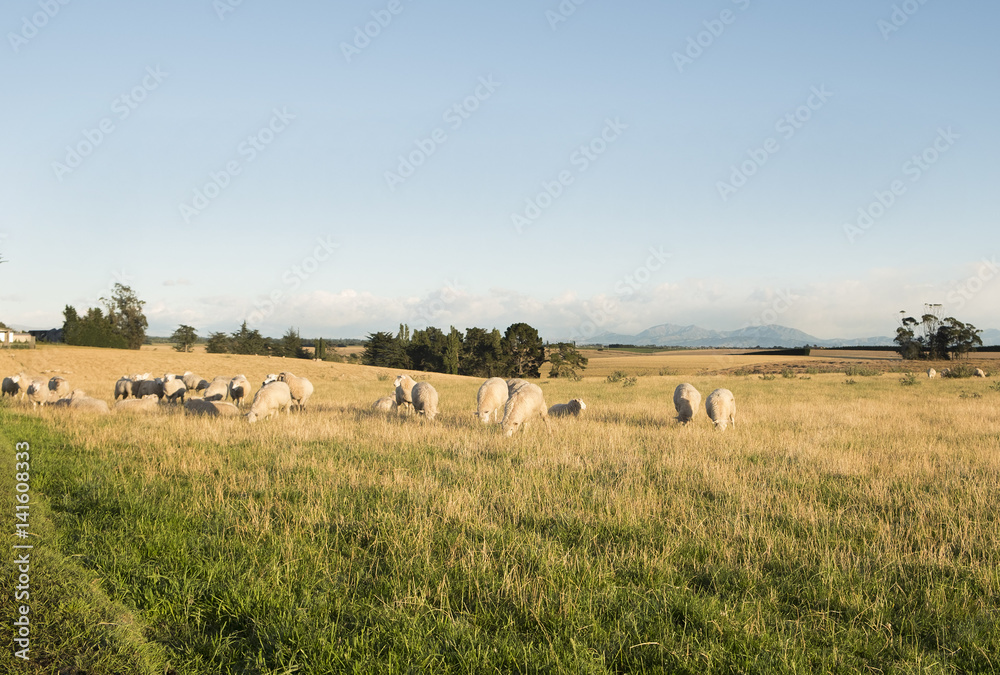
[2,345,999,673]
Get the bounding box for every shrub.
[943,364,976,379]
[899,373,918,386]
[781,368,796,379]
[845,365,881,377]
[760,374,776,381]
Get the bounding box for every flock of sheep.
[927,367,987,378]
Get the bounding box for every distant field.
[2,345,999,673]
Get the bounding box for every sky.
[1,0,998,342]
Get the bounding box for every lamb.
[476,377,509,423]
[705,388,736,431]
[114,394,161,413]
[246,381,293,423]
[372,396,398,413]
[26,379,50,407]
[673,383,702,424]
[182,371,210,392]
[277,372,313,411]
[135,378,164,400]
[974,368,987,378]
[927,368,937,379]
[548,398,587,418]
[2,374,23,397]
[501,382,550,437]
[185,399,240,417]
[203,376,231,402]
[411,382,439,420]
[162,378,188,404]
[48,376,71,401]
[229,375,252,407]
[114,376,134,400]
[394,374,417,412]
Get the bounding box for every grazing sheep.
[114,394,161,413]
[411,382,439,420]
[2,374,23,397]
[705,388,736,431]
[506,378,530,395]
[229,375,253,407]
[277,372,314,411]
[673,383,702,424]
[394,374,417,412]
[182,371,210,392]
[477,377,509,424]
[48,376,71,401]
[927,368,937,379]
[974,368,987,378]
[372,396,398,413]
[548,398,587,418]
[135,378,165,400]
[185,399,240,417]
[940,368,951,377]
[246,381,293,423]
[26,380,50,407]
[203,376,231,402]
[501,382,550,437]
[261,373,278,388]
[114,376,134,400]
[162,378,187,404]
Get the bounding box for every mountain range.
[582,324,1000,349]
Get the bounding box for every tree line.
[893,310,982,360]
[362,323,588,380]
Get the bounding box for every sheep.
[203,376,231,402]
[48,376,70,401]
[162,378,187,404]
[501,382,550,437]
[26,379,50,407]
[262,373,278,388]
[940,368,951,377]
[394,374,417,412]
[476,377,509,424]
[62,390,110,414]
[135,378,165,400]
[246,381,293,423]
[673,383,702,424]
[411,382,439,420]
[229,375,253,407]
[506,378,530,395]
[114,376,134,400]
[372,396,398,413]
[974,368,987,378]
[182,371,210,392]
[927,368,937,379]
[185,399,241,417]
[114,394,161,413]
[548,398,587,418]
[705,388,736,431]
[2,374,23,397]
[277,372,313,411]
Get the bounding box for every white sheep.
[548,398,586,418]
[705,388,736,431]
[60,390,110,414]
[162,378,188,404]
[114,376,134,400]
[927,368,937,379]
[506,378,530,395]
[501,382,550,437]
[277,372,313,411]
[411,382,439,420]
[262,373,278,388]
[182,371,210,392]
[477,377,509,424]
[185,399,241,417]
[246,381,293,423]
[203,376,231,402]
[974,368,987,378]
[2,374,23,398]
[114,394,161,413]
[394,374,417,412]
[26,379,50,407]
[48,376,70,401]
[229,375,253,407]
[673,383,702,424]
[372,396,398,413]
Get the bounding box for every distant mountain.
[585,323,898,348]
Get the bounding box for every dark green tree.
[362,331,410,368]
[63,305,126,348]
[460,327,504,378]
[277,327,308,359]
[171,325,198,353]
[501,323,546,378]
[231,321,268,355]
[443,326,462,375]
[547,342,588,380]
[408,327,447,372]
[101,283,147,350]
[206,331,232,354]
[933,318,982,360]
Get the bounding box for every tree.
[547,342,588,380]
[277,327,308,359]
[501,323,546,378]
[895,310,982,360]
[63,305,127,348]
[408,327,447,372]
[231,321,269,355]
[933,318,982,360]
[171,325,198,353]
[101,283,147,350]
[443,326,462,375]
[460,327,504,378]
[362,331,410,368]
[206,331,232,354]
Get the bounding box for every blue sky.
[2,0,998,342]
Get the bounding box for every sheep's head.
[246,411,258,423]
[502,420,519,437]
[477,410,491,424]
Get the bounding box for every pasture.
[2,345,999,674]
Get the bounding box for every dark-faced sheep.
[229,375,252,407]
[185,399,241,417]
[277,372,313,411]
